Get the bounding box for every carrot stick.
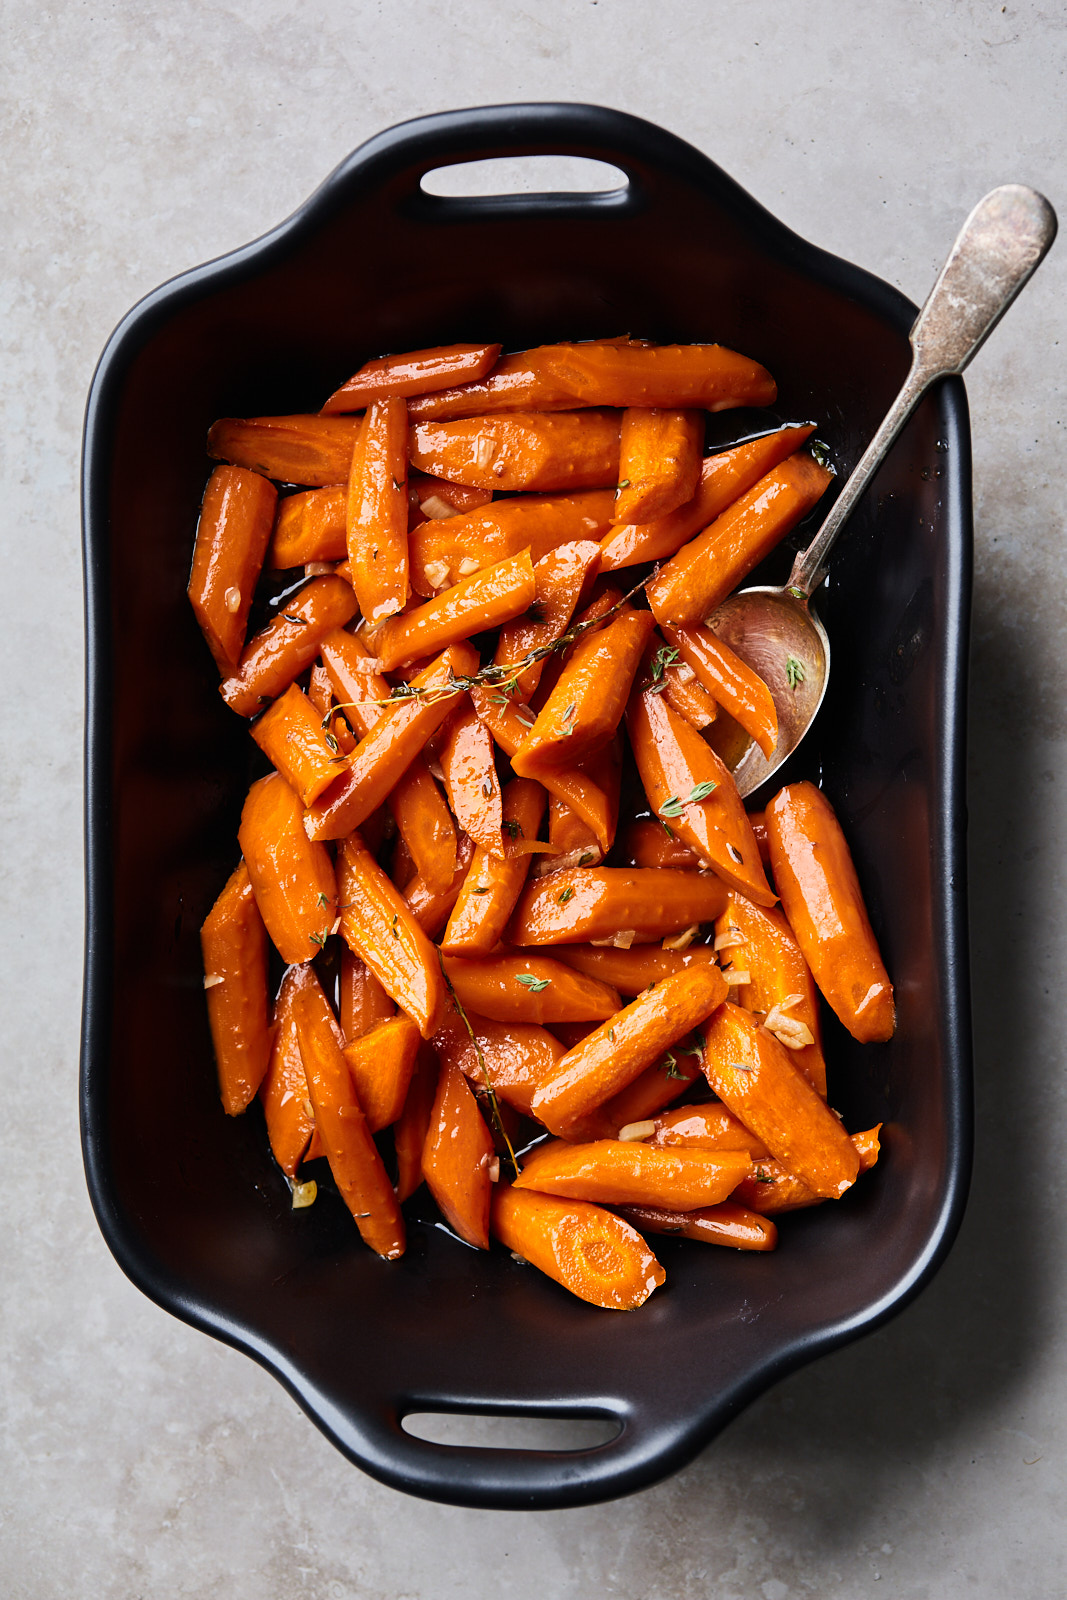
[403,832,475,938]
[307,662,356,753]
[702,1001,860,1199]
[346,397,409,623]
[560,1043,705,1143]
[661,623,778,758]
[188,466,277,673]
[372,549,536,672]
[515,1138,751,1210]
[765,782,896,1044]
[598,425,815,571]
[491,540,602,699]
[619,819,701,871]
[650,1102,769,1156]
[714,891,827,1096]
[304,642,479,842]
[647,452,833,626]
[410,411,621,493]
[491,1184,665,1310]
[442,953,621,1025]
[627,671,775,907]
[237,774,336,964]
[531,965,728,1135]
[291,972,406,1257]
[432,1010,565,1118]
[268,485,347,568]
[321,342,502,413]
[408,339,776,421]
[337,831,449,1038]
[508,866,729,947]
[250,682,350,805]
[394,1046,439,1202]
[439,703,502,855]
[660,660,719,731]
[441,777,546,956]
[219,575,358,717]
[422,1057,495,1247]
[613,408,703,524]
[618,1201,778,1251]
[207,414,363,486]
[732,1126,882,1214]
[259,967,319,1177]
[552,942,721,995]
[341,1013,421,1133]
[339,949,395,1041]
[200,859,272,1114]
[408,470,493,523]
[410,491,614,597]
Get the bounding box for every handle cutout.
[402,1411,621,1451]
[421,156,627,199]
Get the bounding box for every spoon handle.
[787,184,1057,599]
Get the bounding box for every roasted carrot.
[515,1138,751,1210]
[258,967,319,1177]
[661,623,778,758]
[403,833,475,938]
[408,469,493,526]
[373,549,536,672]
[660,659,719,731]
[441,778,546,956]
[765,782,895,1044]
[552,942,721,995]
[339,949,395,1041]
[336,831,449,1038]
[200,859,272,1114]
[537,736,621,873]
[269,484,347,568]
[490,540,602,698]
[219,575,358,717]
[715,891,827,1096]
[647,452,833,626]
[620,819,701,872]
[439,703,502,855]
[394,1046,439,1202]
[292,972,406,1257]
[422,1057,496,1247]
[733,1126,882,1214]
[531,965,728,1135]
[250,682,350,805]
[614,408,703,524]
[491,1184,665,1310]
[509,866,729,947]
[307,661,356,753]
[410,490,613,596]
[410,411,621,493]
[702,1001,859,1199]
[749,809,771,866]
[433,1010,565,1118]
[322,342,502,413]
[208,414,363,486]
[237,773,336,964]
[345,397,409,624]
[619,1201,778,1251]
[560,1042,705,1143]
[443,953,621,1026]
[408,339,776,421]
[342,1013,421,1133]
[189,465,277,674]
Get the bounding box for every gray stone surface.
[1,2,1064,1595]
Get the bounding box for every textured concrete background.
[2,2,1065,1596]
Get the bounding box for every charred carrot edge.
[613,408,703,524]
[441,778,546,956]
[207,414,364,486]
[337,831,449,1039]
[491,1185,666,1310]
[422,1057,495,1248]
[237,773,337,965]
[200,859,272,1115]
[662,623,777,759]
[442,953,621,1026]
[514,1138,751,1210]
[220,574,358,717]
[342,1013,421,1133]
[189,466,278,674]
[618,1201,778,1251]
[410,411,622,494]
[322,342,502,413]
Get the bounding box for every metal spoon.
[710,184,1057,798]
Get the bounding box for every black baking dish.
[81,103,973,1510]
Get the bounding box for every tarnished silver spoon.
[711,184,1057,798]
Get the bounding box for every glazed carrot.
[433,1011,565,1118]
[509,867,729,947]
[490,540,602,698]
[410,411,621,494]
[200,859,272,1114]
[749,809,771,866]
[442,953,621,1025]
[531,965,729,1135]
[537,736,621,872]
[292,974,406,1257]
[620,819,701,872]
[373,550,536,673]
[733,1127,882,1214]
[219,575,358,717]
[250,683,349,805]
[394,1046,439,1202]
[403,833,475,938]
[660,659,719,731]
[619,1201,778,1251]
[650,1102,770,1156]
[408,339,776,420]
[269,485,347,568]
[342,1013,421,1133]
[765,782,895,1044]
[422,1057,496,1247]
[320,627,457,889]
[322,342,502,413]
[337,831,449,1038]
[408,470,493,524]
[339,949,395,1041]
[491,1184,665,1310]
[598,425,815,571]
[660,623,778,758]
[614,408,703,524]
[715,891,827,1096]
[515,1138,751,1211]
[208,414,363,486]
[702,1001,859,1199]
[189,465,277,674]
[345,397,409,624]
[647,452,833,626]
[258,968,318,1177]
[441,778,546,956]
[552,943,721,995]
[308,662,356,753]
[304,641,479,842]
[410,491,614,596]
[512,609,656,778]
[439,703,502,855]
[237,773,336,964]
[561,1044,705,1143]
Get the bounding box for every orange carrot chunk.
[337,831,449,1039]
[442,953,621,1026]
[341,1013,421,1133]
[250,682,350,805]
[219,575,358,717]
[650,1102,770,1156]
[508,866,729,947]
[441,777,547,956]
[619,818,701,872]
[258,967,321,1177]
[322,342,502,413]
[552,943,721,995]
[514,1138,751,1210]
[613,408,703,524]
[346,397,409,623]
[268,484,347,568]
[207,414,363,486]
[339,948,396,1042]
[372,549,536,672]
[188,465,277,674]
[200,859,272,1114]
[715,891,827,1097]
[422,1057,496,1248]
[732,1126,882,1214]
[661,623,778,759]
[491,1185,665,1310]
[237,773,336,964]
[410,490,614,597]
[618,1201,778,1251]
[403,833,475,939]
[410,411,621,493]
[439,703,503,856]
[432,1010,566,1118]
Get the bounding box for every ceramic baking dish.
[81,102,972,1510]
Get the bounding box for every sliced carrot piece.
[337,831,449,1038]
[422,1057,495,1247]
[442,953,621,1025]
[515,1138,751,1210]
[439,703,503,855]
[269,484,347,568]
[373,549,536,672]
[188,465,277,674]
[237,774,336,964]
[250,682,350,805]
[619,818,701,871]
[732,1126,882,1214]
[339,949,395,1041]
[441,777,546,956]
[650,1102,770,1156]
[491,1185,665,1310]
[200,859,272,1114]
[410,490,613,596]
[660,661,718,731]
[535,736,621,873]
[432,1010,565,1118]
[554,943,720,1003]
[346,397,409,623]
[259,967,320,1177]
[322,342,502,413]
[661,623,777,759]
[207,414,363,486]
[219,575,358,717]
[403,832,475,938]
[715,891,827,1097]
[408,469,493,524]
[619,1201,778,1251]
[342,1013,421,1133]
[508,866,729,947]
[307,662,356,753]
[702,1001,860,1199]
[491,540,602,699]
[613,408,703,524]
[410,411,621,493]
